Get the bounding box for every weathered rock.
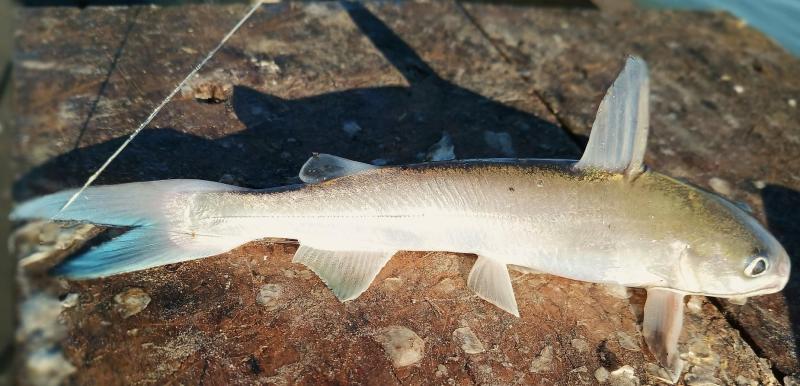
[10,1,798,385]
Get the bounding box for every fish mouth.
[650,283,786,299]
[703,284,787,298]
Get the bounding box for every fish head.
[673,187,790,299]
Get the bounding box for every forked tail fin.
[11,179,247,279]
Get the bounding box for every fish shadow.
[13,2,579,200]
[761,184,800,361]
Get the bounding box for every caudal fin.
[11,179,239,226]
[11,179,248,279]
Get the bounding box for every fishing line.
[58,1,264,213]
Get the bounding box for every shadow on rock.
[13,2,579,200]
[762,184,800,360]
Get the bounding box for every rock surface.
[10,2,799,385]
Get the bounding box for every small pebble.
[453,326,485,354]
[114,288,151,319]
[342,121,362,138]
[432,278,456,294]
[595,367,609,383]
[374,326,424,367]
[616,331,640,351]
[733,85,745,94]
[255,59,280,74]
[382,277,404,292]
[602,284,630,299]
[708,177,732,196]
[256,284,283,309]
[484,131,515,157]
[60,293,79,308]
[687,295,704,314]
[784,374,800,386]
[609,365,640,386]
[788,99,797,108]
[426,132,455,161]
[727,297,748,305]
[735,375,758,386]
[529,345,553,373]
[571,338,589,353]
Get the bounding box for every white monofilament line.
[58,1,264,213]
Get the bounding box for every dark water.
[639,0,800,56]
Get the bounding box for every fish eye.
[744,257,769,277]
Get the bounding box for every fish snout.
[774,249,791,291]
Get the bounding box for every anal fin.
[643,288,686,384]
[468,256,520,317]
[293,245,395,301]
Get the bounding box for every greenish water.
[640,0,800,56]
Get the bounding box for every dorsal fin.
[575,56,650,177]
[299,154,378,183]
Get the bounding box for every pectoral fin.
[293,245,394,301]
[643,288,686,383]
[468,256,520,317]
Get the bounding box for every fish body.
[166,160,787,298]
[10,57,790,383]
